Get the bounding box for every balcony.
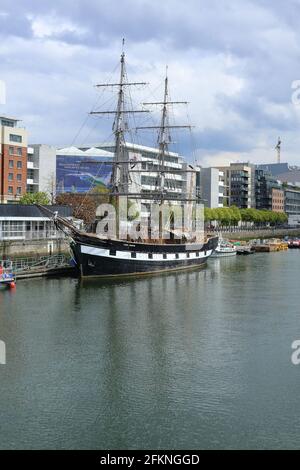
[27,162,39,170]
[27,178,38,185]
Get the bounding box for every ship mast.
[90,40,148,194]
[138,67,192,202]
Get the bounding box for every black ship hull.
[70,235,219,278]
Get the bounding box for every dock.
[0,254,77,281]
[251,239,288,252]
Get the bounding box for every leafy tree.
[19,192,50,205]
[55,193,97,225]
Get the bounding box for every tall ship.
[44,47,218,278]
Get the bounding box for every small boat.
[0,262,16,288]
[210,239,237,258]
[288,239,300,249]
[0,272,16,288]
[236,246,254,255]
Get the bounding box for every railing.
[0,254,72,273]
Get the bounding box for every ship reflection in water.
[0,251,299,449]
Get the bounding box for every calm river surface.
[0,251,300,449]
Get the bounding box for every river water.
[0,251,300,449]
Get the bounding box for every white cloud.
[28,14,87,39]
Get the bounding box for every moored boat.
[210,239,237,258]
[0,263,16,288]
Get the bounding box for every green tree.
[19,192,50,205]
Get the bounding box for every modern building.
[198,167,225,208]
[257,163,300,186]
[27,144,56,197]
[255,168,284,212]
[0,116,28,203]
[271,188,285,213]
[0,204,71,241]
[81,142,189,202]
[284,184,300,225]
[217,163,256,208]
[26,142,195,205]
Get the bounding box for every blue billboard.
[56,155,112,193]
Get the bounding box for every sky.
[1,0,300,166]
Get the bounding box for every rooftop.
[0,115,20,122]
[0,205,72,218]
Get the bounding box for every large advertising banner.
[56,155,112,193]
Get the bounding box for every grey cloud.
[0,0,300,164]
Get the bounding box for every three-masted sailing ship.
[46,48,218,278]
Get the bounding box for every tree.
[55,193,97,225]
[19,192,50,205]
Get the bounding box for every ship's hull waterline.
[70,236,219,278]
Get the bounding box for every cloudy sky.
[1,0,300,166]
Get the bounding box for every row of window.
[8,173,22,181]
[1,119,14,128]
[141,175,183,188]
[7,186,22,195]
[9,160,22,169]
[8,146,22,156]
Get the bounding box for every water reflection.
[0,252,300,449]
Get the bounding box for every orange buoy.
[9,282,16,288]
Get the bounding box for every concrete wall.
[213,228,300,240]
[0,238,69,258]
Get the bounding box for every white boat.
[210,240,237,258]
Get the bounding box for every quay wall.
[220,228,300,241]
[1,228,300,258]
[0,238,70,258]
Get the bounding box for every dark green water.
[0,251,300,449]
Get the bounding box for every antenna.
[275,137,281,163]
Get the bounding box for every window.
[17,174,22,182]
[1,119,14,127]
[9,134,22,143]
[16,187,22,195]
[17,161,22,169]
[16,147,22,156]
[8,186,13,194]
[9,160,13,168]
[9,147,14,155]
[8,173,13,181]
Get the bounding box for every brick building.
[0,116,28,203]
[271,188,284,212]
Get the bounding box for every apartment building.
[217,163,256,208]
[198,167,225,208]
[0,116,28,203]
